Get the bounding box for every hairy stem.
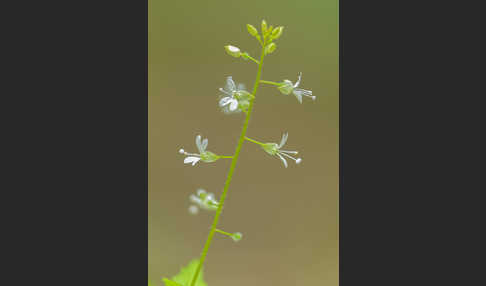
[189,45,267,286]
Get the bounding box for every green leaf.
[165,259,208,286]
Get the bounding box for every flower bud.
[231,232,243,242]
[246,24,259,37]
[265,42,277,55]
[224,45,241,58]
[261,20,267,34]
[272,26,284,40]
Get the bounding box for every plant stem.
[214,229,233,237]
[189,45,267,286]
[218,155,233,159]
[260,80,281,86]
[246,55,260,65]
[244,136,265,146]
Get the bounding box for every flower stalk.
[189,38,267,286]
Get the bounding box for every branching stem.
[260,80,281,86]
[189,43,267,286]
[244,136,265,146]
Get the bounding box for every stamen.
[280,150,298,155]
[280,151,300,162]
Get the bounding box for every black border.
[8,1,148,284]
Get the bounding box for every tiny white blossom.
[188,205,199,215]
[188,188,219,214]
[219,76,252,114]
[179,135,219,166]
[278,72,315,103]
[262,132,302,168]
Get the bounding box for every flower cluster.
[168,20,316,286]
[188,189,219,215]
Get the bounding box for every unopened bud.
[272,26,284,40]
[246,24,259,37]
[265,42,277,55]
[224,45,241,58]
[231,232,243,242]
[261,20,267,34]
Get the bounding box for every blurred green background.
[149,0,338,285]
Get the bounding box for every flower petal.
[184,156,201,165]
[276,153,288,168]
[229,99,239,111]
[293,90,303,104]
[294,72,302,88]
[219,87,232,96]
[201,138,208,151]
[225,76,236,92]
[196,135,205,153]
[237,83,246,91]
[219,97,231,107]
[279,132,288,148]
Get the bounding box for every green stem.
[218,155,233,159]
[260,80,281,86]
[246,55,260,65]
[189,44,267,286]
[214,229,233,237]
[244,136,265,146]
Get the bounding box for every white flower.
[188,189,219,214]
[278,72,315,103]
[219,76,252,114]
[179,135,219,166]
[261,132,302,168]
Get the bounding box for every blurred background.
[149,0,338,285]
